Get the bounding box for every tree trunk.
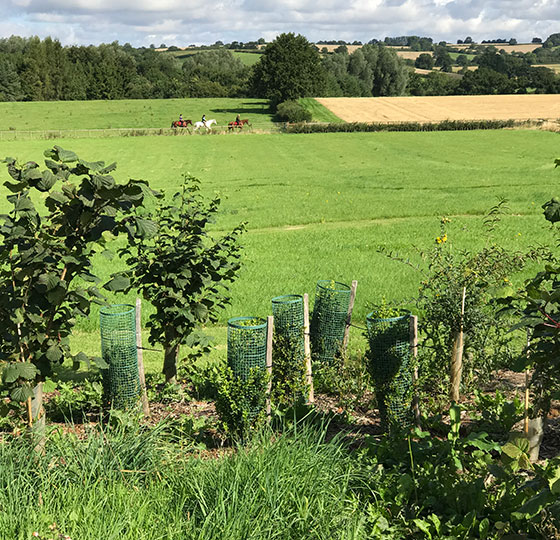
[449,330,464,403]
[527,416,546,462]
[163,344,179,384]
[31,382,46,453]
[449,287,466,404]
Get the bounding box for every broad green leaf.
[36,273,60,292]
[55,146,78,163]
[502,442,523,459]
[135,218,158,238]
[10,385,34,402]
[35,170,58,192]
[104,274,130,292]
[2,362,38,383]
[46,344,63,362]
[42,378,57,393]
[413,519,432,539]
[92,356,109,369]
[542,197,560,224]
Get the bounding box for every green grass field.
[0,98,274,132]
[231,50,263,66]
[1,121,558,374]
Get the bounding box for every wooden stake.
[26,397,33,428]
[449,287,466,404]
[266,315,273,420]
[136,298,150,417]
[410,315,420,425]
[303,293,314,403]
[524,331,531,435]
[342,280,358,352]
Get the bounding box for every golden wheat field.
[316,94,560,123]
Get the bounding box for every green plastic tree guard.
[310,280,351,364]
[366,311,412,431]
[100,304,141,410]
[227,317,268,380]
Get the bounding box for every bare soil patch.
[316,95,560,123]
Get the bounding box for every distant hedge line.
[284,119,522,133]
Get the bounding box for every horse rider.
[235,114,241,125]
[179,113,184,126]
[201,114,206,127]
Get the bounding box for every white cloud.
[1,0,559,46]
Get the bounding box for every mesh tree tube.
[271,295,306,404]
[366,312,412,431]
[227,317,268,380]
[310,280,351,364]
[100,304,140,410]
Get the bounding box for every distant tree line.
[1,33,559,105]
[0,36,251,101]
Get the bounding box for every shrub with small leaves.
[214,366,268,440]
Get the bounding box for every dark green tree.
[415,53,434,70]
[0,59,23,101]
[250,33,327,107]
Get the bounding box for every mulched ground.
[5,370,559,461]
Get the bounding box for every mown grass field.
[0,98,274,132]
[1,122,558,373]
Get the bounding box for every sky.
[0,0,558,48]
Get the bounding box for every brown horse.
[171,119,192,128]
[227,118,250,131]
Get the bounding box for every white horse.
[193,119,217,131]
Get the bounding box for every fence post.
[410,315,420,425]
[303,293,314,403]
[342,280,358,353]
[136,298,150,417]
[266,315,274,420]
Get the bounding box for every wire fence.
[0,123,286,141]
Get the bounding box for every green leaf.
[2,362,38,383]
[512,489,552,519]
[36,273,60,292]
[135,218,158,238]
[104,274,130,292]
[502,442,523,459]
[14,196,35,212]
[479,518,489,540]
[55,147,78,163]
[36,170,58,192]
[542,197,560,224]
[92,356,109,369]
[413,519,432,539]
[42,378,57,393]
[46,344,63,362]
[10,385,34,402]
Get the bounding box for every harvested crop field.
[316,94,560,123]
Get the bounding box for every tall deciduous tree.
[0,146,156,429]
[250,33,327,107]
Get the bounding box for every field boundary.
[1,118,559,141]
[285,118,560,133]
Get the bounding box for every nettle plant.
[111,174,245,383]
[0,146,156,423]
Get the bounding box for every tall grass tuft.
[0,420,371,539]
